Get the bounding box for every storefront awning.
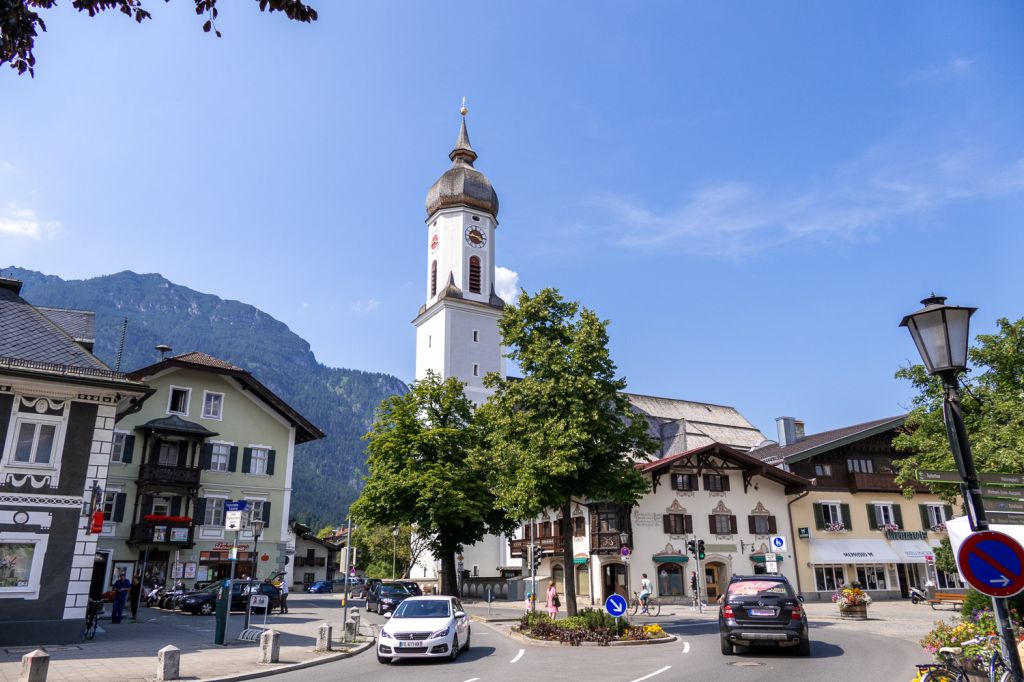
[889,540,937,564]
[573,557,589,565]
[807,538,901,564]
[653,555,689,564]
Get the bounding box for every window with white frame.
[847,458,874,473]
[247,499,265,523]
[937,569,963,590]
[821,503,843,526]
[713,514,732,534]
[814,565,844,592]
[202,392,224,420]
[110,432,128,463]
[151,496,171,516]
[925,504,949,528]
[102,490,119,521]
[0,534,48,596]
[168,387,190,415]
[203,498,225,526]
[11,418,59,465]
[874,504,895,527]
[249,448,268,475]
[814,464,832,477]
[158,442,178,466]
[856,564,888,590]
[209,444,230,472]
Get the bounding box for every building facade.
[97,352,323,591]
[751,416,960,601]
[0,276,151,644]
[287,521,341,588]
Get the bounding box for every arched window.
[552,564,565,594]
[430,261,437,297]
[468,256,481,294]
[576,565,590,596]
[657,563,684,596]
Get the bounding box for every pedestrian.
[111,572,131,624]
[279,579,289,614]
[129,575,142,621]
[690,571,699,611]
[545,581,559,619]
[639,573,653,615]
[524,590,534,614]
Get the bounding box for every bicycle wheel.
[628,596,638,616]
[84,615,97,640]
[920,667,966,682]
[648,599,661,617]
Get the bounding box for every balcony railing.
[293,556,327,567]
[590,530,630,553]
[129,520,195,547]
[850,472,930,493]
[509,537,560,558]
[138,462,201,487]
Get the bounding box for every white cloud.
[906,56,977,84]
[351,299,381,313]
[495,266,520,303]
[604,146,1024,258]
[0,205,64,240]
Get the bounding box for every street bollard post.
[316,623,332,651]
[156,645,180,681]
[18,649,49,682]
[259,629,280,664]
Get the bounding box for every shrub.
[960,588,1024,619]
[518,607,627,645]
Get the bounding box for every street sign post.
[957,531,1024,598]
[770,536,787,552]
[982,486,1024,500]
[605,593,627,617]
[224,500,248,531]
[984,499,1024,514]
[917,469,963,483]
[986,512,1024,526]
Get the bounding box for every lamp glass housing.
[900,297,976,374]
[619,531,629,546]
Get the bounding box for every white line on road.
[461,678,480,682]
[629,666,671,682]
[510,648,525,663]
[682,641,690,653]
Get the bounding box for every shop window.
[657,563,684,596]
[576,565,590,596]
[813,565,844,592]
[856,565,888,590]
[937,569,963,590]
[552,564,564,594]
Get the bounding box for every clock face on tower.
[430,233,439,251]
[465,227,487,248]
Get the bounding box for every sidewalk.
[0,595,369,682]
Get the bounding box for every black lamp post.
[619,531,630,599]
[901,295,1023,681]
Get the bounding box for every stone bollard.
[345,609,360,640]
[259,629,280,664]
[156,645,180,681]
[19,649,49,682]
[316,623,332,652]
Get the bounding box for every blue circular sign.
[605,593,628,617]
[772,537,785,549]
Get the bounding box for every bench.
[929,592,964,610]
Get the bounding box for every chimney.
[776,417,799,447]
[0,275,24,295]
[794,420,806,441]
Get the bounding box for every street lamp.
[619,531,630,598]
[900,294,1022,681]
[250,519,265,581]
[392,527,400,580]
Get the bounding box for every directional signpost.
[605,592,628,633]
[957,531,1024,598]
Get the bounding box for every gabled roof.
[128,352,325,443]
[748,415,906,466]
[640,442,811,493]
[36,306,95,347]
[624,392,767,453]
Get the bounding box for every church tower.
[414,104,505,405]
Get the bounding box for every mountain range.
[5,266,407,529]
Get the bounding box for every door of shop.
[602,563,626,600]
[896,564,911,598]
[705,562,725,600]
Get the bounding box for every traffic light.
[687,539,696,555]
[532,545,543,572]
[698,539,706,560]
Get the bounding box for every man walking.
[111,572,131,624]
[279,579,289,614]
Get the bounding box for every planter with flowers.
[833,585,872,620]
[825,522,846,533]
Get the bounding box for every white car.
[377,595,471,664]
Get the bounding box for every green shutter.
[195,498,207,525]
[123,434,135,464]
[262,501,271,527]
[176,441,188,467]
[113,492,126,522]
[893,504,903,530]
[242,448,252,474]
[840,504,852,530]
[266,450,276,476]
[170,497,182,517]
[866,504,878,530]
[228,446,238,472]
[813,503,825,530]
[943,505,954,522]
[200,443,213,470]
[919,504,930,530]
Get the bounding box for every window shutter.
[149,440,161,463]
[721,475,730,491]
[729,515,738,535]
[919,504,930,530]
[113,492,127,522]
[708,515,716,533]
[943,505,954,521]
[663,515,671,533]
[123,435,135,463]
[177,441,188,467]
[266,450,276,476]
[813,503,825,530]
[228,446,238,472]
[768,516,778,534]
[866,504,878,530]
[195,498,207,525]
[170,497,182,517]
[703,475,711,490]
[669,474,678,491]
[893,504,903,530]
[262,501,271,526]
[748,516,757,534]
[201,443,213,470]
[840,504,852,530]
[242,448,253,474]
[690,475,699,491]
[684,515,693,534]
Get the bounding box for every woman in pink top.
[546,581,559,618]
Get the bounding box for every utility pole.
[342,517,352,641]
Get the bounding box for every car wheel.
[377,652,391,665]
[199,602,215,616]
[449,635,459,661]
[464,627,471,650]
[796,639,811,657]
[720,637,734,655]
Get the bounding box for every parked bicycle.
[919,635,1019,682]
[628,591,661,617]
[83,598,103,640]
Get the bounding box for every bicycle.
[919,635,1018,682]
[628,591,661,617]
[83,598,103,640]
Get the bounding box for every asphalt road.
[272,601,923,682]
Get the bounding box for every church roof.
[425,113,499,218]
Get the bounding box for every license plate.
[398,641,421,648]
[749,608,775,617]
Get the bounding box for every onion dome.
[425,106,499,218]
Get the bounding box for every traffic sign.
[770,535,787,552]
[982,486,1024,500]
[765,553,777,562]
[766,561,778,574]
[980,473,1024,486]
[250,594,269,609]
[986,512,1024,526]
[957,530,1024,598]
[605,593,628,617]
[984,499,1024,514]
[224,500,249,531]
[918,470,962,483]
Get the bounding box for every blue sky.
[2,1,1022,441]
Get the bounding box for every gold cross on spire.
[460,96,468,117]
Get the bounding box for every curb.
[198,640,374,682]
[469,615,522,624]
[506,628,677,648]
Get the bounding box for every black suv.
[718,575,809,656]
[366,581,411,614]
[180,581,281,615]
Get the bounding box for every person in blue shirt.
[111,572,131,623]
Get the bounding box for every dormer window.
[469,256,481,294]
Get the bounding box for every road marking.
[629,666,671,682]
[510,648,525,663]
[682,641,690,653]
[461,678,480,682]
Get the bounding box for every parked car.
[306,580,333,594]
[396,580,423,596]
[718,575,809,656]
[361,578,382,600]
[376,595,470,664]
[331,576,365,595]
[366,581,412,614]
[179,581,282,615]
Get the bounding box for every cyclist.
[639,573,653,614]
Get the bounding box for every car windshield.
[727,580,791,598]
[392,600,451,619]
[380,585,410,596]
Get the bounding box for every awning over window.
[653,555,689,564]
[807,538,901,564]
[889,540,937,564]
[573,556,589,565]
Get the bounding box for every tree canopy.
[2,0,317,76]
[894,316,1024,502]
[480,288,658,615]
[350,371,513,595]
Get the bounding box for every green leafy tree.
[2,0,317,76]
[314,525,335,540]
[351,371,514,595]
[480,288,659,617]
[894,317,1024,501]
[351,523,411,580]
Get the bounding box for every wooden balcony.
[509,537,560,558]
[137,462,201,488]
[590,530,630,554]
[129,519,195,547]
[850,472,930,493]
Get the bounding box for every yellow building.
[751,416,961,601]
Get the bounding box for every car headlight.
[430,627,450,639]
